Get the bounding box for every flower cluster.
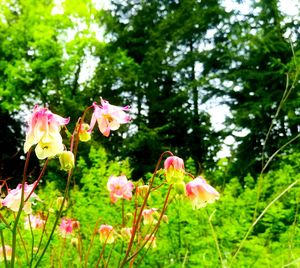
[164,156,220,209]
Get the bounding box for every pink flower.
[120,227,133,241]
[186,176,220,209]
[89,98,130,137]
[59,218,80,237]
[24,214,45,230]
[98,224,115,244]
[0,245,12,261]
[144,234,157,248]
[2,181,40,214]
[164,156,185,183]
[24,105,70,159]
[107,175,134,203]
[142,208,158,225]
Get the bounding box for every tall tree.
[217,0,300,177]
[93,0,228,178]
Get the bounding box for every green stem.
[119,151,173,268]
[10,148,32,268]
[230,178,300,267]
[0,230,8,268]
[133,184,173,266]
[33,170,73,268]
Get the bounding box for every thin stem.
[208,210,223,266]
[11,148,32,268]
[84,218,101,268]
[25,159,49,203]
[28,215,34,267]
[0,230,8,268]
[33,169,73,268]
[230,178,300,267]
[17,225,29,265]
[119,151,173,268]
[131,184,173,266]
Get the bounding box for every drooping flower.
[59,151,75,171]
[24,105,70,159]
[0,245,12,262]
[164,156,185,183]
[186,176,220,209]
[98,224,115,244]
[107,175,134,203]
[142,208,158,225]
[2,181,40,214]
[59,218,80,238]
[24,214,46,230]
[120,227,133,241]
[144,234,157,249]
[89,98,130,137]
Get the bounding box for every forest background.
[0,0,300,267]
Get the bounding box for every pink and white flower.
[142,208,158,225]
[24,105,70,159]
[59,218,80,237]
[186,176,219,209]
[164,156,185,183]
[0,245,12,261]
[144,234,157,248]
[2,181,40,214]
[98,224,115,244]
[120,227,133,241]
[89,98,130,137]
[24,214,45,230]
[107,175,134,203]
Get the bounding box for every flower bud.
[136,185,149,199]
[164,156,185,183]
[59,151,75,171]
[71,238,79,247]
[162,214,169,224]
[78,123,91,142]
[56,196,68,211]
[121,227,133,241]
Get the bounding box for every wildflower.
[59,218,80,238]
[78,123,91,142]
[2,181,40,214]
[24,105,69,159]
[24,214,45,230]
[98,224,115,244]
[164,156,185,183]
[186,176,219,209]
[142,208,158,225]
[0,245,12,262]
[144,234,157,249]
[136,185,149,199]
[89,98,130,137]
[59,151,75,171]
[120,227,133,241]
[107,175,134,203]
